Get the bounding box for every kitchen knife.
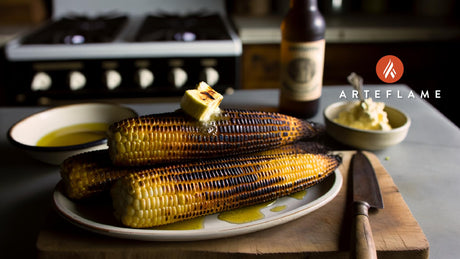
[351,151,384,259]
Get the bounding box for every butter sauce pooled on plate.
[37,122,108,147]
[149,190,310,229]
[218,201,274,224]
[218,190,308,224]
[154,216,206,230]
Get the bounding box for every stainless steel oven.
[2,0,241,105]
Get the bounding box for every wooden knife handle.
[352,202,377,259]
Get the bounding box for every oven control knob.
[31,72,52,91]
[105,70,122,90]
[68,71,86,91]
[200,67,219,86]
[136,68,154,89]
[168,67,188,88]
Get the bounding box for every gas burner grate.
[134,13,232,42]
[21,15,128,45]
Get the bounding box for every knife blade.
[351,151,384,259]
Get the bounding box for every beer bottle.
[279,0,326,118]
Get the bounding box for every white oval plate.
[53,170,342,241]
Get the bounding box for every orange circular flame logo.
[376,55,404,83]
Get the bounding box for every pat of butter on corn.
[180,81,223,122]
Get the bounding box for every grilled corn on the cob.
[111,152,340,228]
[59,150,129,200]
[60,142,330,200]
[107,109,323,166]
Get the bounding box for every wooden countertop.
[36,151,429,259]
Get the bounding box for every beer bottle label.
[280,39,325,101]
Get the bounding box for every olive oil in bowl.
[37,123,108,147]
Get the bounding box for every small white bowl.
[8,103,137,165]
[324,101,410,150]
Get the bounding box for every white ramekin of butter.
[324,99,410,150]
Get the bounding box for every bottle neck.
[290,0,318,11]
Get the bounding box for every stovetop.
[21,13,233,45]
[0,0,242,105]
[22,15,129,45]
[135,14,232,42]
[5,0,242,61]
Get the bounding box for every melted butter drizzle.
[36,122,108,147]
[218,201,274,224]
[152,190,309,229]
[218,190,308,224]
[196,109,224,136]
[153,216,205,230]
[289,189,308,200]
[270,205,287,212]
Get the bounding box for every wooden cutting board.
[36,151,429,259]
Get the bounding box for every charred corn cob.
[111,152,340,228]
[107,109,323,166]
[59,150,131,200]
[259,141,330,156]
[60,142,330,200]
